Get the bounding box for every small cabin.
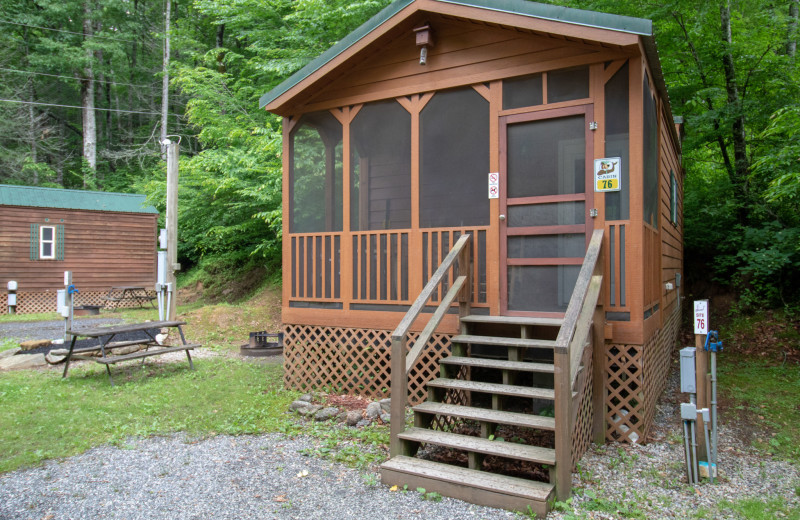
[262,0,682,511]
[0,185,158,313]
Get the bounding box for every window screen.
[547,66,589,103]
[507,115,585,198]
[503,74,543,110]
[605,62,630,220]
[643,74,659,228]
[420,88,489,228]
[290,111,343,233]
[350,100,411,230]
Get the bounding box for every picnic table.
[62,320,200,385]
[103,286,156,310]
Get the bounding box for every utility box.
[680,347,696,393]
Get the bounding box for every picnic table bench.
[103,286,156,310]
[63,320,199,385]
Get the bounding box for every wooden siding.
[293,13,632,114]
[658,100,684,319]
[0,206,157,292]
[279,20,682,349]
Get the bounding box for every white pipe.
[702,419,713,483]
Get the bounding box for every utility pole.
[160,0,171,159]
[166,140,179,321]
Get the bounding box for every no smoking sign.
[488,172,499,199]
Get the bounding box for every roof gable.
[0,185,159,214]
[260,0,652,114]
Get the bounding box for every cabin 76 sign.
[594,158,622,192]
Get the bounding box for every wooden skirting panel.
[5,290,153,314]
[283,324,452,404]
[571,341,594,469]
[604,304,681,442]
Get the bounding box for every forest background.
[1,0,798,311]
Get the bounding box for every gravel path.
[1,332,797,519]
[549,369,800,519]
[0,434,518,520]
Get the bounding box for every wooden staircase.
[382,316,563,516]
[381,230,605,516]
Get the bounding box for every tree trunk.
[81,0,97,185]
[23,27,38,182]
[720,0,749,223]
[789,0,799,57]
[217,24,226,73]
[160,0,171,158]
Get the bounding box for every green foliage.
[719,497,800,520]
[720,356,800,462]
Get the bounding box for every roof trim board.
[260,0,653,111]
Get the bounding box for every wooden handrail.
[390,233,472,457]
[553,228,604,502]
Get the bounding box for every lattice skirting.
[571,342,594,468]
[605,308,681,443]
[283,324,452,405]
[3,291,153,314]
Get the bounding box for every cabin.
[261,0,683,513]
[0,185,158,313]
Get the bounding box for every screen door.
[500,105,594,316]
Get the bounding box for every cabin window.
[40,226,55,259]
[605,61,630,221]
[643,74,659,228]
[503,74,543,110]
[420,88,489,228]
[350,100,411,230]
[670,169,678,225]
[289,111,343,233]
[547,66,589,103]
[30,224,64,261]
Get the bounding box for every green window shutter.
[30,224,39,260]
[56,225,65,260]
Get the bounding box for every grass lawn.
[0,285,392,473]
[0,358,295,473]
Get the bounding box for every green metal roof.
[259,0,653,109]
[0,185,158,214]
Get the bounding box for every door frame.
[499,103,595,317]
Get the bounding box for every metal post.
[64,271,74,339]
[711,350,718,480]
[165,140,180,321]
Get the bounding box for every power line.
[0,67,160,90]
[0,98,183,117]
[0,20,143,44]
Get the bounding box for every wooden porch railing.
[553,228,605,501]
[389,233,472,457]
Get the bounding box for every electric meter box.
[680,347,696,393]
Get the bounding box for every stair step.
[451,334,556,349]
[462,315,564,327]
[440,356,554,374]
[427,378,555,400]
[381,455,553,515]
[399,428,556,465]
[413,402,556,431]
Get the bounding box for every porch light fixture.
[414,23,434,65]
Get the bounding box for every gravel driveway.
[0,434,518,520]
[0,318,124,344]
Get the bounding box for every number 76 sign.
[694,300,709,335]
